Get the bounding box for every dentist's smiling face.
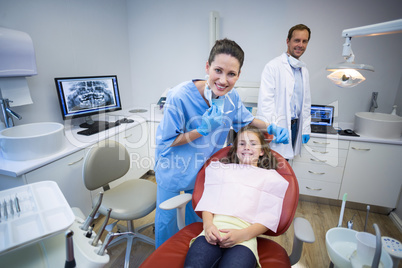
[287,29,309,59]
[205,53,241,97]
[236,131,264,167]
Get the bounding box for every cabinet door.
[112,122,150,181]
[25,150,93,215]
[148,122,158,171]
[340,141,402,208]
[292,137,349,199]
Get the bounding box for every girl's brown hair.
[221,125,277,170]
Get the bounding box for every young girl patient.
[184,125,289,268]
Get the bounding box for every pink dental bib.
[195,161,289,233]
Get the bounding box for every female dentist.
[154,38,289,248]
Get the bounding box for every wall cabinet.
[340,141,402,208]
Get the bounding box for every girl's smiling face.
[236,131,264,167]
[206,53,241,97]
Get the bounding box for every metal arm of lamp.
[326,19,402,88]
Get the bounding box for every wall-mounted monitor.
[55,75,122,122]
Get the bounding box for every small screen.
[55,75,122,120]
[310,105,334,126]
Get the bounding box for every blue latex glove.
[196,105,223,136]
[267,124,289,144]
[302,134,310,144]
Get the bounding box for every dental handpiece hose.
[65,230,76,268]
[92,208,112,247]
[338,193,347,227]
[81,192,103,231]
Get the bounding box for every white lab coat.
[257,52,311,159]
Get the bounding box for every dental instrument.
[65,230,76,268]
[3,199,8,221]
[9,198,14,217]
[14,195,20,216]
[97,232,120,256]
[85,224,94,238]
[91,208,112,247]
[80,192,103,231]
[347,213,356,229]
[364,205,370,232]
[337,193,347,227]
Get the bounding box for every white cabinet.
[24,149,93,215]
[147,121,158,171]
[113,121,150,180]
[292,137,349,199]
[23,123,151,216]
[340,141,402,208]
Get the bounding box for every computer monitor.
[310,105,334,126]
[55,75,122,126]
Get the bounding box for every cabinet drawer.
[298,178,340,199]
[292,161,344,183]
[296,147,348,167]
[307,137,349,149]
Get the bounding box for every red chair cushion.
[140,222,291,268]
[140,146,298,268]
[193,147,299,236]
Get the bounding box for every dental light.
[326,19,402,88]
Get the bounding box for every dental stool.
[140,146,315,268]
[83,139,157,268]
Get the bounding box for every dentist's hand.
[267,124,289,144]
[302,134,310,144]
[196,105,223,136]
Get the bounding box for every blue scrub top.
[155,80,253,192]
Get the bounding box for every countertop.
[0,106,400,177]
[0,107,163,177]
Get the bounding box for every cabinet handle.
[312,149,329,154]
[313,141,330,145]
[351,147,370,151]
[306,186,322,191]
[68,157,84,166]
[123,134,133,140]
[310,158,327,163]
[308,170,325,175]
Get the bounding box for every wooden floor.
[93,175,402,268]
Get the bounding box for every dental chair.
[83,139,157,268]
[140,146,315,267]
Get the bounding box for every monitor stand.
[79,116,109,129]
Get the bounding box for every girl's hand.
[204,224,221,245]
[218,229,247,248]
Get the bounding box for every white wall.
[0,0,132,125]
[1,0,401,217]
[127,0,402,124]
[1,0,401,125]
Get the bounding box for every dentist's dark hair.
[221,125,277,170]
[208,38,244,70]
[287,24,311,41]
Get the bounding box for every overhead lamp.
[326,19,402,88]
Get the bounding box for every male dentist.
[257,24,312,159]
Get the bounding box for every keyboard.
[77,121,120,136]
[311,125,338,134]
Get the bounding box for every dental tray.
[0,181,74,255]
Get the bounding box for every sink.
[0,122,65,161]
[326,227,392,268]
[354,112,402,139]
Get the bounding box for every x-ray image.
[64,80,116,112]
